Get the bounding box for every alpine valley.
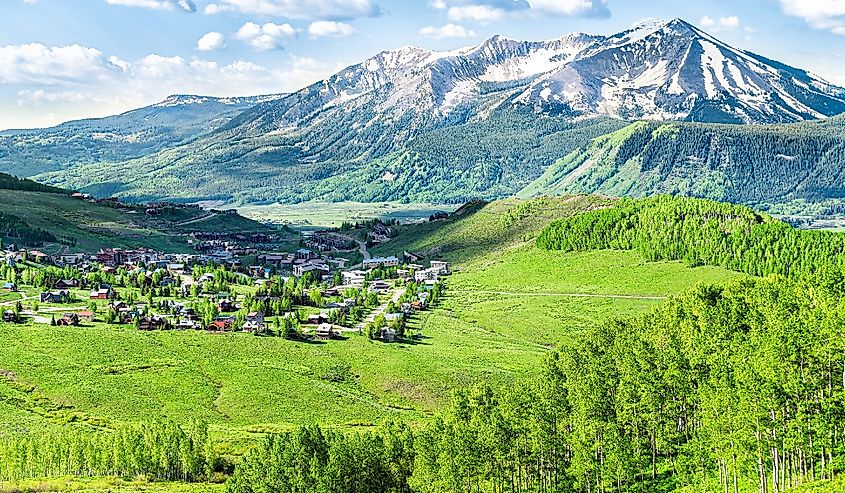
[4,18,845,212]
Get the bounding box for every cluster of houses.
[367,222,394,244]
[302,231,354,252]
[257,248,348,278]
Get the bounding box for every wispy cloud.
[105,0,196,12]
[419,23,476,39]
[779,0,845,35]
[434,0,609,23]
[699,15,742,32]
[234,22,297,51]
[204,0,381,20]
[308,21,356,38]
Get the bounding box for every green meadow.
[0,197,743,458]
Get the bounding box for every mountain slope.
[8,18,845,206]
[0,94,284,177]
[518,116,845,212]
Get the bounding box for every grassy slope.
[0,196,741,455]
[0,191,269,253]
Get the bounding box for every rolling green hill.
[4,195,845,493]
[0,196,741,456]
[519,116,845,215]
[0,190,269,253]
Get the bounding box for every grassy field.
[0,477,226,493]
[236,201,456,229]
[0,191,272,254]
[0,198,745,454]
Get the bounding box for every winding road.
[355,287,406,331]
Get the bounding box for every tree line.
[226,273,845,493]
[0,420,215,482]
[536,196,845,278]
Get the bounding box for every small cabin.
[315,323,335,340]
[56,313,80,326]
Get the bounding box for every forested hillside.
[33,111,626,204]
[520,117,845,214]
[226,197,845,493]
[0,94,282,178]
[0,190,269,252]
[536,195,845,277]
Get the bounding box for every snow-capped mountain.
[7,18,845,206]
[232,18,845,135]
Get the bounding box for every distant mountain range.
[3,18,845,212]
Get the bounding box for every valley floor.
[0,247,740,453]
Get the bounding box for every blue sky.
[2,0,845,129]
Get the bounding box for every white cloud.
[308,21,355,38]
[419,23,476,39]
[527,0,609,17]
[108,55,131,72]
[447,5,506,22]
[779,0,845,35]
[197,31,226,51]
[0,43,110,85]
[234,22,297,50]
[204,0,380,20]
[17,89,87,106]
[439,0,608,22]
[0,41,346,130]
[105,0,196,12]
[699,15,742,32]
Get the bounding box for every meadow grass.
[0,196,743,465]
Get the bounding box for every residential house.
[208,317,235,331]
[414,268,439,283]
[341,270,367,288]
[294,261,330,278]
[56,313,80,326]
[77,311,95,323]
[138,316,167,331]
[40,290,70,304]
[55,279,80,289]
[370,280,391,293]
[243,311,266,332]
[306,313,330,325]
[430,261,451,275]
[2,282,17,291]
[315,323,335,340]
[217,298,235,313]
[90,284,116,300]
[2,310,16,323]
[295,248,316,261]
[363,256,399,270]
[28,250,48,263]
[57,253,85,266]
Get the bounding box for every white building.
[363,256,399,269]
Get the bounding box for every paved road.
[0,291,29,307]
[450,289,667,301]
[336,233,371,261]
[355,288,406,331]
